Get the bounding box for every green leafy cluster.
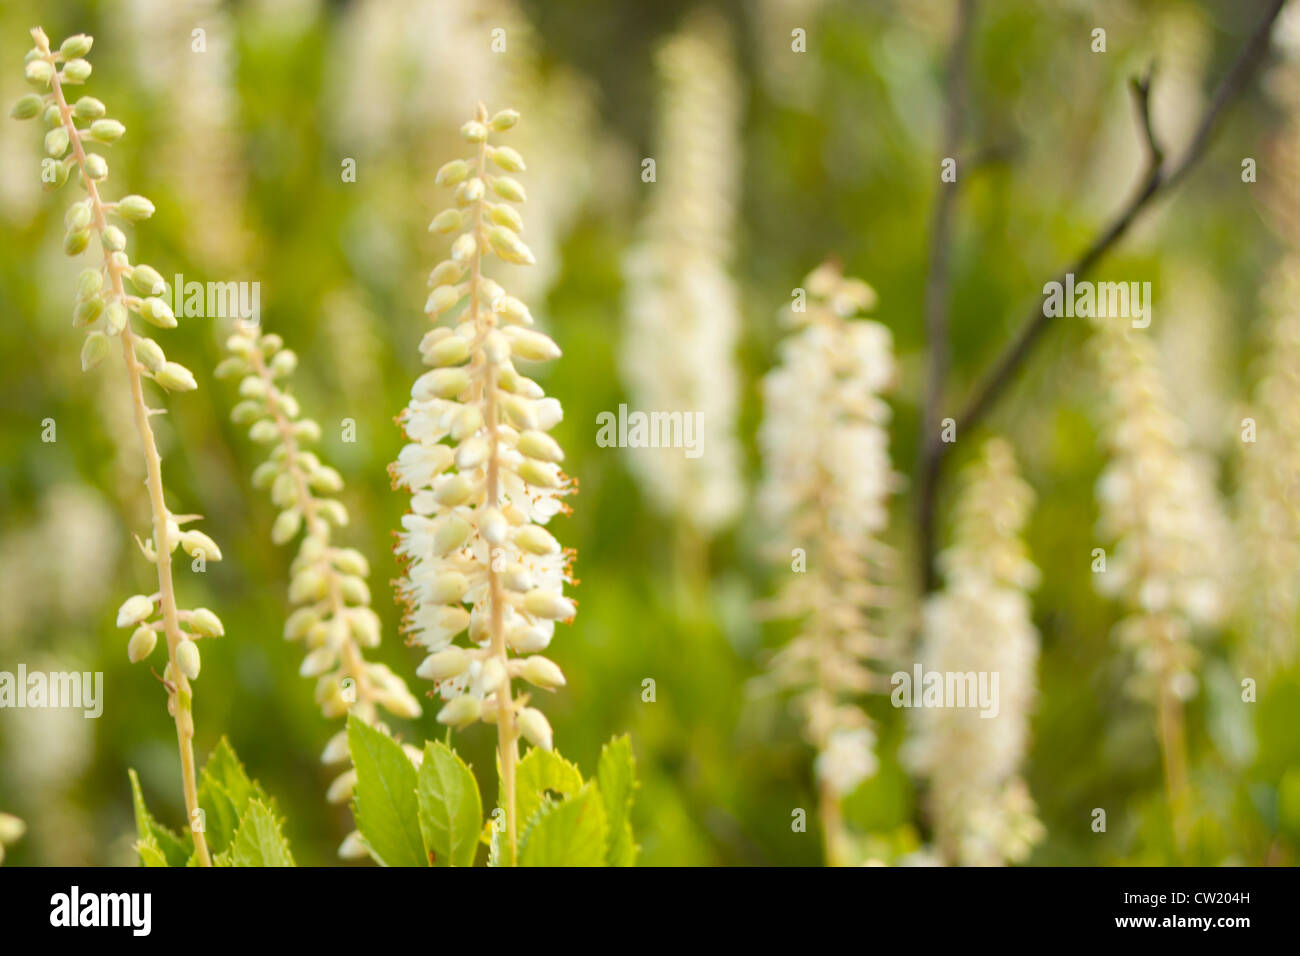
[129,739,294,867]
[346,716,637,866]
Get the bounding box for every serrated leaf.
[128,768,191,867]
[231,799,295,867]
[201,737,270,813]
[519,784,608,867]
[197,778,240,854]
[597,734,639,866]
[136,834,168,868]
[515,747,583,834]
[347,714,426,867]
[418,741,482,866]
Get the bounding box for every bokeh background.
[2,0,1299,866]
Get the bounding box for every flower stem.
[43,37,210,866]
[468,103,520,865]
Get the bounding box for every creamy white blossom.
[621,11,743,534]
[759,262,898,865]
[907,438,1044,866]
[218,319,420,852]
[1091,314,1231,703]
[393,105,575,864]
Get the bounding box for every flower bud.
[272,509,303,545]
[127,626,157,663]
[176,640,201,680]
[117,194,155,221]
[131,264,166,296]
[517,707,553,751]
[115,595,153,632]
[412,367,470,400]
[489,145,526,172]
[156,361,197,392]
[487,226,535,265]
[429,208,462,233]
[425,284,461,316]
[179,530,222,561]
[25,60,54,86]
[506,328,561,361]
[139,297,176,328]
[517,429,564,463]
[523,589,575,621]
[436,694,481,728]
[75,267,102,298]
[487,203,524,233]
[73,295,104,327]
[518,459,562,489]
[10,93,42,119]
[460,120,487,142]
[326,769,357,804]
[433,515,472,556]
[83,153,108,180]
[63,228,90,256]
[135,337,165,372]
[521,655,566,690]
[490,109,519,131]
[427,334,471,367]
[435,159,470,186]
[189,608,224,638]
[428,571,469,604]
[72,96,105,120]
[450,233,476,262]
[417,647,470,682]
[102,225,126,252]
[61,58,92,83]
[80,331,110,371]
[98,301,124,335]
[490,176,525,202]
[59,34,93,58]
[90,118,124,142]
[514,525,559,555]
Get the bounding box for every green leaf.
[347,714,426,867]
[417,741,482,867]
[519,784,608,867]
[597,735,639,866]
[197,778,240,854]
[136,834,168,868]
[198,738,275,854]
[231,799,295,867]
[515,747,583,834]
[201,737,270,813]
[127,768,191,867]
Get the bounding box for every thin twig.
[918,0,1287,588]
[918,0,977,592]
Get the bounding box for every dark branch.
[918,0,977,592]
[917,0,1287,589]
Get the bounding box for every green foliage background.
[1,0,1298,866]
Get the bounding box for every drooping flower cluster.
[906,438,1044,866]
[392,105,575,771]
[13,27,223,865]
[217,320,420,854]
[758,262,898,865]
[1237,264,1300,667]
[1235,52,1300,669]
[621,10,743,534]
[1090,315,1231,703]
